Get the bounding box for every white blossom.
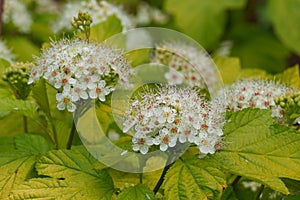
[3,0,32,33]
[52,0,134,33]
[135,2,169,25]
[0,40,15,63]
[218,79,293,118]
[151,42,219,90]
[28,38,131,112]
[123,85,225,155]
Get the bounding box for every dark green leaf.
[268,0,300,55]
[164,0,247,49]
[14,134,52,155]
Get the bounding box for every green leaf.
[0,134,52,199]
[10,147,115,199]
[31,79,51,117]
[0,152,37,199]
[6,36,40,61]
[89,15,123,43]
[54,119,72,149]
[274,65,300,89]
[0,136,15,152]
[0,97,38,119]
[239,68,267,79]
[268,0,300,55]
[108,167,162,191]
[221,186,238,200]
[164,0,246,49]
[14,134,52,154]
[164,156,227,200]
[116,184,156,200]
[230,24,289,73]
[214,108,300,194]
[214,56,241,84]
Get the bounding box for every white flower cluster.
[151,42,219,90]
[136,2,169,25]
[219,79,293,118]
[52,0,134,33]
[3,0,32,33]
[123,85,225,155]
[0,40,15,63]
[28,38,131,112]
[35,0,60,14]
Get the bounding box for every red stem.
[0,0,4,37]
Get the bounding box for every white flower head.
[151,42,219,90]
[3,0,32,33]
[123,85,225,155]
[219,79,294,118]
[135,2,169,25]
[29,38,132,112]
[0,40,15,63]
[52,0,134,33]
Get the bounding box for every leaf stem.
[230,175,241,186]
[23,115,28,133]
[254,184,264,200]
[139,173,143,184]
[153,157,174,194]
[66,120,76,149]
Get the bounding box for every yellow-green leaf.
[164,156,227,200]
[214,108,300,194]
[214,56,241,84]
[89,15,123,43]
[116,184,156,200]
[274,65,300,89]
[0,97,38,119]
[10,147,115,200]
[0,134,53,199]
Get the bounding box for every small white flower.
[3,0,32,33]
[0,40,15,63]
[52,0,134,33]
[123,85,225,155]
[164,69,184,85]
[88,80,111,101]
[56,91,76,112]
[218,79,294,118]
[29,38,131,112]
[151,42,219,90]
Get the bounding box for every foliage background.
[0,0,300,199]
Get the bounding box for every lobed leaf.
[214,108,300,194]
[0,97,38,119]
[116,184,155,200]
[10,147,115,199]
[14,134,52,155]
[164,156,226,200]
[0,153,36,199]
[0,134,52,199]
